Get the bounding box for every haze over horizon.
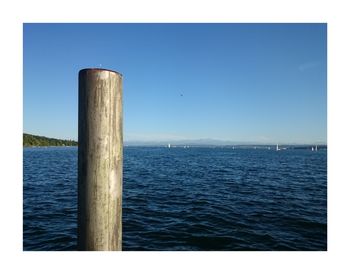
[23,132,326,146]
[24,24,327,144]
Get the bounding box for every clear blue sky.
[23,23,327,144]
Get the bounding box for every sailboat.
[276,144,280,151]
[315,145,318,151]
[168,143,171,148]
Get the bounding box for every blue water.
[23,146,327,251]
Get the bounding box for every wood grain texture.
[78,69,123,251]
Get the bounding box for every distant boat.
[232,146,235,150]
[312,147,314,151]
[315,145,318,151]
[276,144,281,151]
[168,143,171,148]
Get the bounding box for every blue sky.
[23,23,327,144]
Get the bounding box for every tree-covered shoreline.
[23,133,77,147]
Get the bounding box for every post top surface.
[79,68,123,77]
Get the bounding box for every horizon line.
[23,132,327,146]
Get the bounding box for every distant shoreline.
[24,145,78,148]
[23,133,78,147]
[23,133,327,149]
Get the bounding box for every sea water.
[23,146,327,251]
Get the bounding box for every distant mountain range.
[125,138,239,146]
[124,138,327,147]
[23,133,326,148]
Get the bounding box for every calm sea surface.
[23,146,327,251]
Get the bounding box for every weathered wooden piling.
[78,68,123,251]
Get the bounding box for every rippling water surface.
[23,146,327,251]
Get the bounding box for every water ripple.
[24,147,327,251]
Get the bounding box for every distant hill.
[23,133,77,147]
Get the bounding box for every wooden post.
[78,68,123,251]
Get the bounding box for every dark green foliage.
[23,133,78,147]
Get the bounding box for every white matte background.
[0,0,349,273]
